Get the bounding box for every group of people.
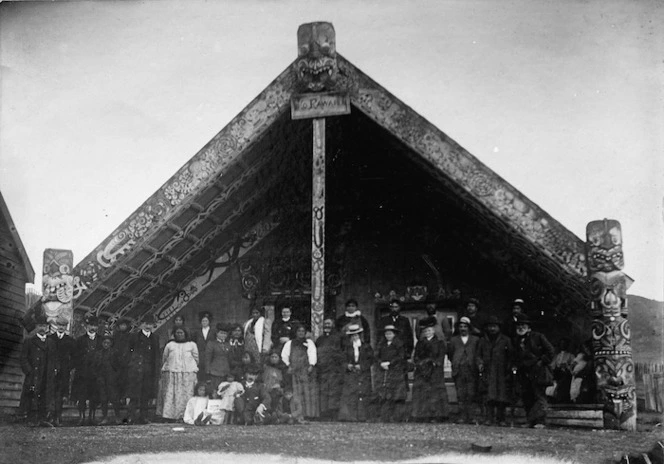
[20,297,585,429]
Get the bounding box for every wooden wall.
[0,214,30,414]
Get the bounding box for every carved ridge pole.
[585,219,636,431]
[311,118,326,340]
[291,22,349,340]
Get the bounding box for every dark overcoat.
[374,338,408,401]
[113,330,131,398]
[315,331,344,412]
[338,342,374,422]
[72,334,103,401]
[126,331,160,399]
[477,333,513,403]
[378,315,414,358]
[47,333,74,397]
[411,335,448,418]
[192,328,216,378]
[20,335,55,408]
[93,347,121,402]
[205,339,231,378]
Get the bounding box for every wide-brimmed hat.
[484,315,502,327]
[513,298,524,305]
[345,323,364,335]
[380,324,400,333]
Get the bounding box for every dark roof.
[70,54,589,326]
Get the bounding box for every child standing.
[216,373,245,424]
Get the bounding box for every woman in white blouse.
[281,324,319,419]
[157,327,199,421]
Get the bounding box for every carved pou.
[585,219,636,431]
[42,249,75,333]
[295,22,338,92]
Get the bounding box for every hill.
[629,294,664,364]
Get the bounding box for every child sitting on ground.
[216,372,245,424]
[183,383,212,425]
[265,385,305,425]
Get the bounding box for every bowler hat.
[419,317,437,329]
[345,323,364,335]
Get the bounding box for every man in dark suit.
[378,300,414,358]
[125,319,160,424]
[20,314,55,427]
[48,315,74,426]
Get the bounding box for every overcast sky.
[1,0,662,301]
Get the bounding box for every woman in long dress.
[157,328,199,421]
[338,324,374,422]
[281,324,319,419]
[411,317,449,422]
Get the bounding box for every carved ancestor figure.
[41,249,74,333]
[586,219,636,431]
[295,22,338,92]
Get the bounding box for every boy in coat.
[125,320,160,424]
[95,335,122,425]
[20,315,54,427]
[48,315,74,426]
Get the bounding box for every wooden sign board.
[291,92,351,120]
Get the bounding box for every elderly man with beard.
[315,317,345,421]
[513,314,555,429]
[477,315,513,426]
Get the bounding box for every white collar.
[142,329,151,337]
[56,332,65,339]
[36,333,47,341]
[345,310,361,318]
[282,317,290,322]
[87,332,96,340]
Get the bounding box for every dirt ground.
[1,416,662,464]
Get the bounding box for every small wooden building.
[0,192,35,414]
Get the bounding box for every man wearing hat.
[378,300,414,358]
[113,316,132,405]
[448,316,481,423]
[513,314,555,428]
[503,298,525,339]
[477,315,513,426]
[125,319,161,424]
[72,315,103,425]
[47,315,74,426]
[20,314,55,427]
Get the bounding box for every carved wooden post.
[585,219,636,431]
[291,22,350,340]
[42,249,74,334]
[311,118,326,340]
